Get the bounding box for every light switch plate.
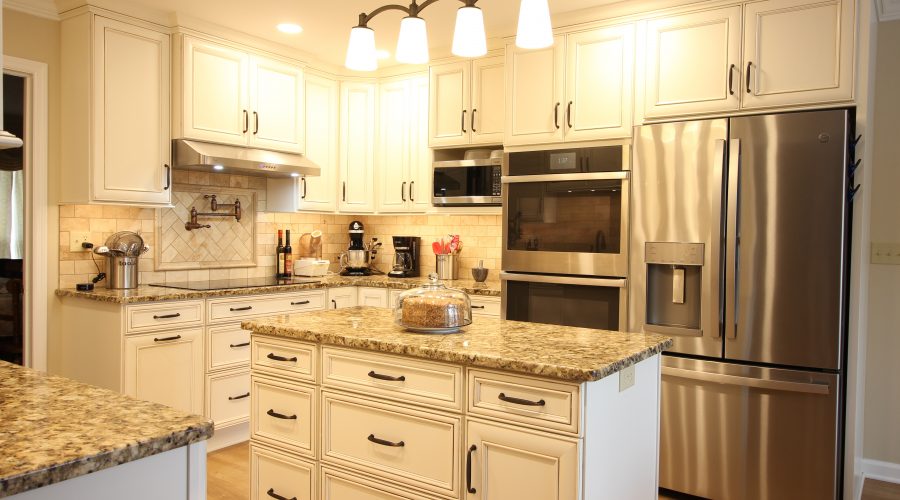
[619,365,635,392]
[69,232,91,252]
[871,243,900,265]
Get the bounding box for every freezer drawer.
[660,356,839,500]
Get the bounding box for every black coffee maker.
[339,221,372,276]
[388,236,420,278]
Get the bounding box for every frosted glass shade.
[451,6,487,58]
[396,16,429,64]
[345,26,377,71]
[516,0,553,49]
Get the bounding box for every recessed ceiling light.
[290,173,300,177]
[213,165,224,171]
[277,23,303,34]
[375,49,391,60]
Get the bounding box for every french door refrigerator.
[630,109,850,500]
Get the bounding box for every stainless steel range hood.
[172,139,320,178]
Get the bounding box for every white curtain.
[0,170,24,259]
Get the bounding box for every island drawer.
[207,291,325,324]
[207,369,250,427]
[250,442,315,500]
[125,300,204,333]
[469,297,501,318]
[467,369,582,435]
[251,375,316,458]
[321,347,463,411]
[208,323,251,372]
[251,336,317,382]
[321,391,460,498]
[321,466,446,500]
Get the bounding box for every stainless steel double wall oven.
[501,145,630,331]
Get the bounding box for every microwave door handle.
[500,271,626,288]
[724,139,741,341]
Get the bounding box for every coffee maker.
[388,236,420,278]
[339,221,372,276]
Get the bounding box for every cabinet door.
[429,61,470,147]
[124,328,204,414]
[92,17,171,205]
[504,37,565,146]
[182,36,249,146]
[299,74,339,212]
[564,24,635,141]
[466,420,580,500]
[377,79,412,213]
[408,75,433,212]
[742,0,853,109]
[328,287,358,310]
[357,287,389,308]
[470,56,505,145]
[249,56,304,153]
[339,82,376,213]
[643,7,742,118]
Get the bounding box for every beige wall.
[863,19,900,465]
[3,8,61,372]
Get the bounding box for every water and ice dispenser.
[644,242,704,335]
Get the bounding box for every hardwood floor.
[863,479,900,500]
[208,442,250,500]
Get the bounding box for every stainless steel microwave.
[432,152,502,206]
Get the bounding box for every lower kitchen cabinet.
[328,287,358,310]
[250,442,316,500]
[123,328,204,415]
[321,466,446,500]
[251,374,317,458]
[357,287,390,308]
[206,368,251,428]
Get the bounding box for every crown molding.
[878,0,900,21]
[3,0,59,20]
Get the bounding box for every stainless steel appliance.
[631,110,851,500]
[432,149,502,206]
[502,145,629,277]
[501,272,626,331]
[172,138,321,178]
[94,232,150,289]
[388,236,420,278]
[340,221,372,276]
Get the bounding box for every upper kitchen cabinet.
[741,0,854,109]
[60,12,172,206]
[339,81,377,213]
[297,73,339,212]
[176,35,304,153]
[429,56,505,148]
[377,75,431,213]
[504,36,565,146]
[642,6,743,119]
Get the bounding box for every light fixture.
[396,15,429,64]
[213,165,224,171]
[276,23,303,34]
[345,25,378,71]
[376,49,391,60]
[290,173,300,178]
[452,1,486,57]
[516,0,553,49]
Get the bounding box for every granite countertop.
[0,361,213,497]
[55,274,501,304]
[243,307,672,383]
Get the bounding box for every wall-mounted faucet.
[185,194,242,231]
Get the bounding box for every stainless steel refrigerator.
[630,110,850,500]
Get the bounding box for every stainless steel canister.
[435,254,458,280]
[107,256,140,289]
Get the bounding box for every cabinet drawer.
[250,442,315,500]
[468,369,581,435]
[208,323,251,371]
[322,347,462,411]
[207,291,325,323]
[251,336,317,382]
[321,466,444,500]
[251,375,316,457]
[322,391,460,497]
[125,300,204,333]
[207,369,250,427]
[469,297,501,317]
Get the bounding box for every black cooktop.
[148,277,322,291]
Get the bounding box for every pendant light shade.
[396,16,429,64]
[516,0,553,49]
[451,5,487,58]
[345,26,377,71]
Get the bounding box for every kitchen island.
[0,361,212,499]
[243,307,672,500]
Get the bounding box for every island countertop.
[0,361,213,498]
[243,306,672,382]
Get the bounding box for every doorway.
[0,73,24,364]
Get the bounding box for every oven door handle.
[500,272,626,288]
[501,171,629,184]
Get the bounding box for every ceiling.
[93,0,620,68]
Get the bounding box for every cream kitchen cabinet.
[429,56,504,148]
[298,73,340,212]
[123,328,205,415]
[328,287,358,310]
[178,35,304,154]
[377,75,431,213]
[339,82,377,213]
[504,39,565,146]
[60,11,172,206]
[357,287,390,308]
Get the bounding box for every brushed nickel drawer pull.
[290,300,310,306]
[498,392,546,406]
[367,433,404,447]
[267,353,298,362]
[266,488,295,500]
[266,409,297,420]
[228,392,250,401]
[153,335,182,343]
[230,306,253,312]
[367,370,406,382]
[153,313,181,319]
[229,341,250,348]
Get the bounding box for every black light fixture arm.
[356,0,475,27]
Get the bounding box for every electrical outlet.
[871,243,900,265]
[619,365,635,392]
[69,232,91,252]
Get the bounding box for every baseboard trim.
[860,458,900,498]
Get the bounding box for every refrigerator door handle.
[724,139,741,340]
[661,366,830,395]
[712,139,727,339]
